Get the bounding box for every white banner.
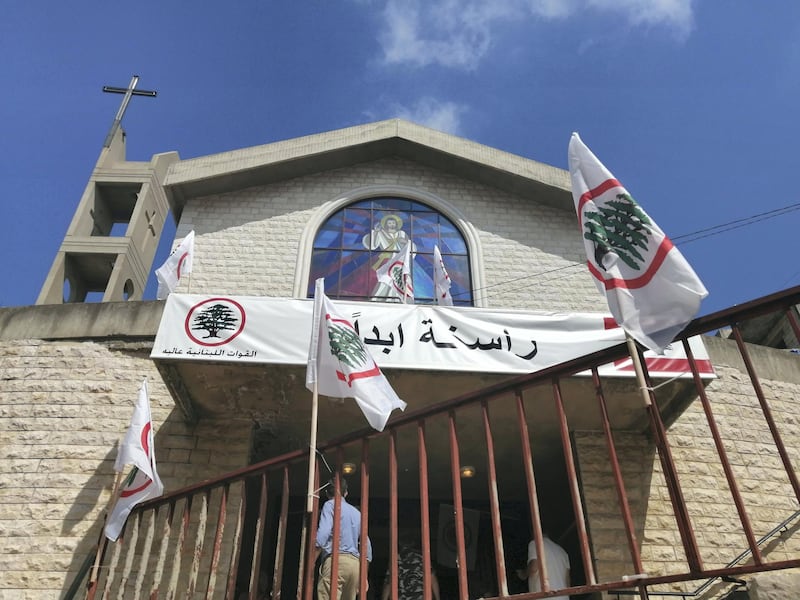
[151,295,713,378]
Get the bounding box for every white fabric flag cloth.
[568,133,708,353]
[155,230,195,300]
[306,279,407,431]
[105,380,164,541]
[433,244,453,306]
[375,240,414,303]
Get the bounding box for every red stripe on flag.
[140,422,151,457]
[335,363,382,386]
[579,177,676,290]
[327,313,383,386]
[578,178,622,213]
[586,237,675,290]
[121,476,154,497]
[177,252,189,279]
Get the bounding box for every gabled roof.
[163,119,572,217]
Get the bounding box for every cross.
[102,75,157,147]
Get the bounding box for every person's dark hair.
[325,477,348,498]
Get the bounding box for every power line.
[473,200,800,300]
[672,202,800,245]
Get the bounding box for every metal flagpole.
[86,471,125,598]
[625,333,652,407]
[307,382,320,515]
[296,377,320,600]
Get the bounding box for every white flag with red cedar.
[156,230,195,300]
[306,279,406,431]
[568,133,708,353]
[375,240,414,303]
[433,244,453,306]
[105,380,163,541]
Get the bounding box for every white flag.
[105,380,164,541]
[306,279,407,431]
[433,245,453,306]
[568,133,708,353]
[375,240,414,303]
[155,230,195,300]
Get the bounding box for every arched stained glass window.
[308,197,473,306]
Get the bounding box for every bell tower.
[37,76,179,304]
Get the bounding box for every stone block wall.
[575,338,800,599]
[175,157,604,313]
[0,338,252,599]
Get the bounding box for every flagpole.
[307,382,320,514]
[87,470,125,593]
[297,380,320,600]
[625,332,652,407]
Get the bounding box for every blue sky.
[2,1,799,315]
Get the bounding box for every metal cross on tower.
[102,75,157,147]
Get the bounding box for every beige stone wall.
[91,480,246,600]
[576,338,800,599]
[0,339,251,599]
[176,157,604,313]
[749,569,800,599]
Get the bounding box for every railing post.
[448,411,470,600]
[591,368,648,599]
[732,324,800,505]
[515,389,548,594]
[270,470,290,600]
[358,439,371,600]
[480,400,508,597]
[552,377,595,586]
[637,347,703,573]
[388,431,399,600]
[418,421,434,600]
[682,338,763,565]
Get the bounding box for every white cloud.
[379,0,498,70]
[588,0,694,31]
[377,97,467,135]
[376,0,695,69]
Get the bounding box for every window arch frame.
[294,185,486,307]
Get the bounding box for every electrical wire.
[469,200,800,300]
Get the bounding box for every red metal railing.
[82,286,800,599]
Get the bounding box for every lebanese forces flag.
[105,380,164,541]
[375,240,414,303]
[433,244,453,306]
[156,230,195,300]
[568,133,708,353]
[306,279,407,431]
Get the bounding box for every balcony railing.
[80,286,800,600]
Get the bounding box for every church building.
[1,115,799,600]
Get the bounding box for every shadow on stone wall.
[59,416,181,599]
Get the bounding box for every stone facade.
[576,336,800,599]
[2,121,798,598]
[175,157,603,313]
[0,338,251,598]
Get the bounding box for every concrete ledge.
[0,300,164,341]
[750,569,800,600]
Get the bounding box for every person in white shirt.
[516,532,570,600]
